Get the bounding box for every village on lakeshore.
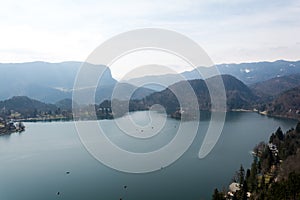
[0,117,25,135]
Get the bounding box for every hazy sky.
[1,0,300,65]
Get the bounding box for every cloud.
[0,0,299,65]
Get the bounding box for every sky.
[1,0,300,76]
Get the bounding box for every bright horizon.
[1,0,300,79]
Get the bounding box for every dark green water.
[0,112,297,200]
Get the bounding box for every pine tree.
[275,127,284,141]
[249,162,257,191]
[296,122,300,133]
[212,188,225,200]
[239,165,245,185]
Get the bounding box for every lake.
[0,111,297,200]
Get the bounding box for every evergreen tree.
[287,172,300,200]
[296,122,300,133]
[245,169,251,188]
[239,165,245,185]
[242,180,248,200]
[212,188,219,200]
[275,127,284,141]
[212,188,225,200]
[249,162,257,191]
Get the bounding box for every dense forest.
[212,122,300,200]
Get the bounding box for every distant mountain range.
[0,60,300,120]
[0,61,153,103]
[126,60,300,90]
[124,73,300,120]
[1,74,256,117]
[1,73,300,120]
[1,60,300,104]
[213,60,300,85]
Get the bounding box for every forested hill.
[265,86,300,120]
[0,96,56,114]
[144,74,257,114]
[250,73,300,97]
[0,75,258,121]
[213,122,300,200]
[1,74,300,121]
[0,96,70,119]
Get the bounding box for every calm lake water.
[0,111,297,200]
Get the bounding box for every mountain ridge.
[250,73,300,97]
[0,61,154,103]
[143,74,257,115]
[265,86,300,120]
[1,73,300,120]
[126,60,300,90]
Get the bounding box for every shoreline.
[1,109,298,127]
[231,109,300,121]
[230,109,255,112]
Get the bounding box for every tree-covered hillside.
[213,122,300,200]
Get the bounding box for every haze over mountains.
[0,61,153,103]
[1,74,255,114]
[1,71,300,120]
[1,60,300,104]
[127,60,300,90]
[0,59,300,120]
